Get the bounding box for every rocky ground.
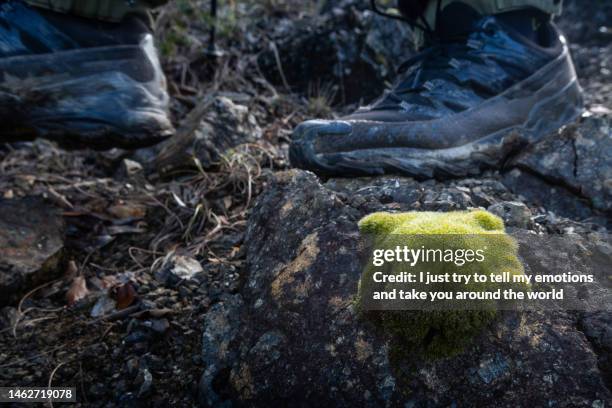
[0,0,610,407]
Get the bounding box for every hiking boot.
[290,4,583,178]
[0,1,173,149]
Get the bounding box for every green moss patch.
[356,210,527,359]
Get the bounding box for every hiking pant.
[23,0,563,23]
[22,0,166,21]
[397,0,562,45]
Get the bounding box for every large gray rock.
[509,114,612,214]
[0,197,64,306]
[200,170,611,407]
[136,96,262,175]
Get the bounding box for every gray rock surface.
[510,114,612,214]
[0,197,64,306]
[200,170,611,407]
[199,294,243,407]
[137,96,262,175]
[487,201,532,229]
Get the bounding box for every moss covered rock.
[356,210,528,358]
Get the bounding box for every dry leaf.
[229,246,241,258]
[114,282,138,310]
[106,225,147,235]
[107,203,146,219]
[101,275,119,289]
[223,196,232,209]
[66,276,89,306]
[64,260,79,280]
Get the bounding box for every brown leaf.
[64,260,79,280]
[229,246,241,259]
[66,276,89,306]
[107,203,146,220]
[100,275,119,289]
[223,196,232,210]
[114,282,138,310]
[106,225,147,235]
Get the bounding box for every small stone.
[0,197,64,306]
[472,191,495,208]
[149,318,170,334]
[488,201,532,228]
[90,295,116,318]
[155,255,203,286]
[137,368,153,397]
[126,358,139,377]
[121,158,144,177]
[477,355,509,385]
[125,331,150,344]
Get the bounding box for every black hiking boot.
[0,0,173,149]
[290,4,583,178]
